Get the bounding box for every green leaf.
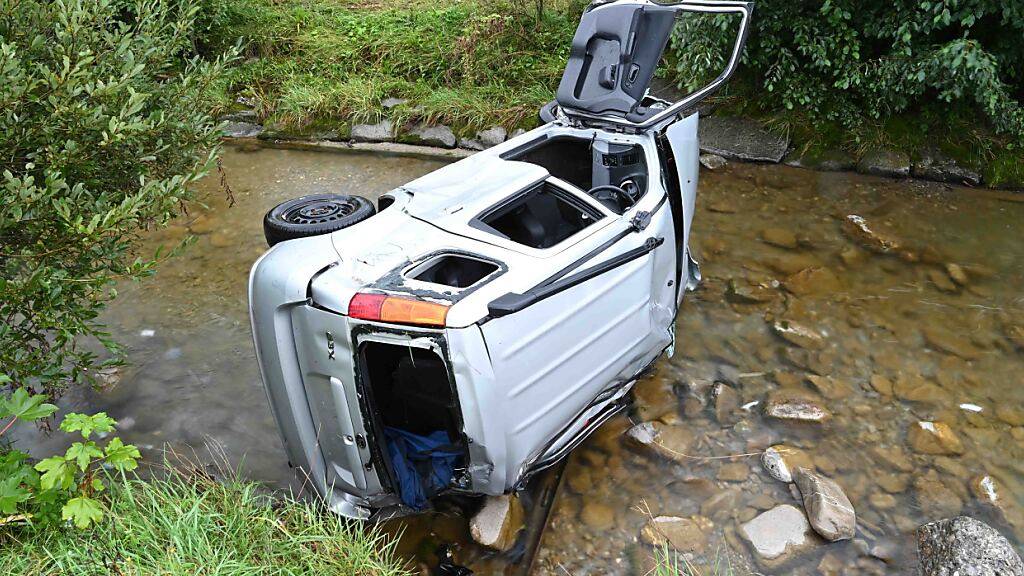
[2,388,58,421]
[0,476,32,514]
[103,437,141,472]
[66,441,103,471]
[62,496,104,529]
[35,456,75,491]
[60,412,116,439]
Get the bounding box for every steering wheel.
[586,184,637,214]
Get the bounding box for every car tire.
[263,193,376,246]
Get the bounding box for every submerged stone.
[699,153,727,170]
[761,227,799,249]
[842,214,901,254]
[771,320,826,350]
[793,468,856,542]
[783,266,842,296]
[639,515,708,554]
[764,389,831,423]
[908,421,964,455]
[761,444,815,483]
[625,421,695,464]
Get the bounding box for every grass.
[652,545,734,576]
[204,0,586,135]
[0,461,409,576]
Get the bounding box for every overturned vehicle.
[249,0,753,519]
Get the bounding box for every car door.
[479,154,675,478]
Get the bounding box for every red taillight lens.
[348,293,448,327]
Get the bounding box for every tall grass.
[0,463,408,576]
[208,0,587,133]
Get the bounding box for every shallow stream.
[16,143,1024,574]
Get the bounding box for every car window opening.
[407,254,499,289]
[475,182,603,249]
[504,136,649,214]
[361,342,465,510]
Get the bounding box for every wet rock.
[842,214,900,254]
[869,492,898,511]
[869,374,894,397]
[928,268,959,293]
[872,445,915,473]
[818,552,844,575]
[995,405,1024,426]
[625,421,695,464]
[917,516,1023,576]
[566,465,593,494]
[878,472,911,493]
[783,266,842,296]
[912,150,982,186]
[839,246,868,267]
[761,228,798,249]
[699,153,728,170]
[700,488,741,519]
[915,474,964,518]
[771,320,826,350]
[805,375,854,400]
[761,444,814,483]
[725,278,776,304]
[908,421,964,455]
[470,494,524,551]
[221,121,263,138]
[794,468,856,541]
[580,501,616,530]
[698,116,789,163]
[713,382,740,425]
[857,148,911,178]
[945,263,970,287]
[739,504,817,563]
[631,378,676,421]
[639,516,708,554]
[922,326,981,360]
[351,120,395,143]
[784,148,856,172]
[764,389,831,423]
[717,462,749,482]
[400,123,457,148]
[764,252,823,275]
[95,366,122,388]
[893,374,949,403]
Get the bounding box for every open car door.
[555,0,754,131]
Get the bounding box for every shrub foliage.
[669,0,1024,141]
[0,0,231,399]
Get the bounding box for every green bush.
[668,1,1024,142]
[0,0,233,401]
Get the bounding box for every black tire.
[263,193,376,247]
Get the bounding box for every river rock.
[713,382,740,425]
[908,421,964,455]
[995,405,1024,427]
[639,516,708,554]
[922,326,981,360]
[580,501,616,530]
[917,516,1024,576]
[794,468,856,541]
[869,374,894,396]
[764,389,831,423]
[783,266,842,296]
[221,121,263,138]
[805,375,854,400]
[740,504,817,564]
[842,214,900,254]
[912,150,982,186]
[470,494,524,551]
[915,474,964,518]
[725,278,776,304]
[717,462,749,482]
[698,116,789,163]
[761,228,799,249]
[400,123,457,148]
[771,320,826,350]
[351,120,395,143]
[626,421,695,464]
[761,444,815,483]
[857,148,911,178]
[764,252,823,275]
[945,263,970,286]
[893,374,949,403]
[699,153,728,170]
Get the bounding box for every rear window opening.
[503,136,594,190]
[473,183,603,249]
[406,254,499,289]
[360,341,466,508]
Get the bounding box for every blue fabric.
[383,427,461,510]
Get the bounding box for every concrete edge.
[228,137,476,161]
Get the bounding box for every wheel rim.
[283,198,361,225]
